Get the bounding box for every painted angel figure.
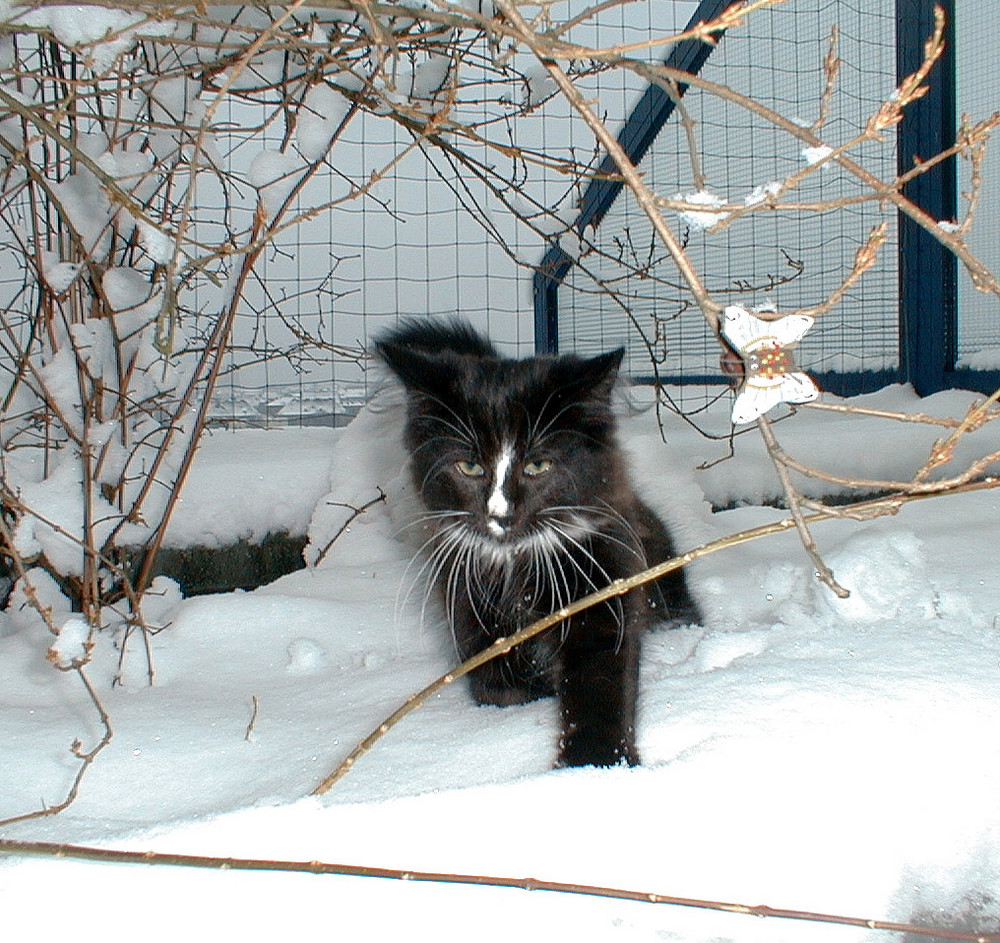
[721,305,819,425]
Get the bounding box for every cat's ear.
[556,347,625,401]
[374,340,452,396]
[586,347,626,388]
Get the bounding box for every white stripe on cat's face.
[486,445,514,534]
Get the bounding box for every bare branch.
[1,836,997,943]
[313,474,1000,795]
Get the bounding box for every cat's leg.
[634,499,702,627]
[450,596,556,706]
[468,646,554,707]
[556,597,642,767]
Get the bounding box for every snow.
[296,82,352,161]
[958,347,1000,370]
[102,266,152,313]
[50,172,113,261]
[1,4,175,72]
[745,180,782,206]
[248,149,307,216]
[163,427,340,549]
[136,219,173,265]
[47,616,92,668]
[802,144,835,166]
[138,576,184,631]
[2,383,999,942]
[39,250,82,293]
[673,190,729,230]
[524,63,559,105]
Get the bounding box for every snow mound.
[814,528,938,623]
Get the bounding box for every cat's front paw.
[471,678,542,707]
[470,671,553,707]
[468,658,554,707]
[557,729,639,768]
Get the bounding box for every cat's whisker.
[395,508,471,533]
[545,504,647,564]
[398,516,467,598]
[527,390,611,454]
[466,541,491,612]
[549,501,627,527]
[442,538,472,652]
[544,522,626,643]
[528,538,547,609]
[526,389,586,451]
[392,510,471,563]
[543,539,574,644]
[515,526,570,644]
[593,499,650,553]
[412,393,483,456]
[459,538,489,634]
[400,519,471,644]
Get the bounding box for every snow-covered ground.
[1,384,999,943]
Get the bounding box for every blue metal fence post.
[533,247,572,355]
[896,0,957,395]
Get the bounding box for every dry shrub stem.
[757,414,850,597]
[313,488,388,567]
[0,838,996,942]
[0,513,114,830]
[491,0,723,330]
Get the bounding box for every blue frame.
[896,0,1000,394]
[534,0,1000,398]
[896,0,957,395]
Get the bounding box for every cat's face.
[421,411,583,549]
[378,342,624,556]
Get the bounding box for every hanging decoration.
[721,305,819,425]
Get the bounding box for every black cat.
[375,319,700,767]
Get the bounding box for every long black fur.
[376,319,700,767]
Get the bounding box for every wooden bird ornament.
[721,305,819,425]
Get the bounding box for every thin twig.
[0,837,996,943]
[245,695,260,742]
[0,509,115,829]
[492,0,723,331]
[0,664,113,829]
[788,387,1000,494]
[630,13,1000,299]
[756,414,849,598]
[799,399,999,430]
[811,24,840,133]
[314,488,388,566]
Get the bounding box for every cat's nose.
[487,513,513,537]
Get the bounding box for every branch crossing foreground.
[0,837,997,942]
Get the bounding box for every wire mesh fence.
[0,0,715,620]
[3,3,689,430]
[955,2,1000,369]
[133,1,702,428]
[4,1,995,439]
[550,0,901,422]
[2,6,1000,883]
[542,0,1000,422]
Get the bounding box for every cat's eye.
[455,459,486,477]
[523,458,553,477]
